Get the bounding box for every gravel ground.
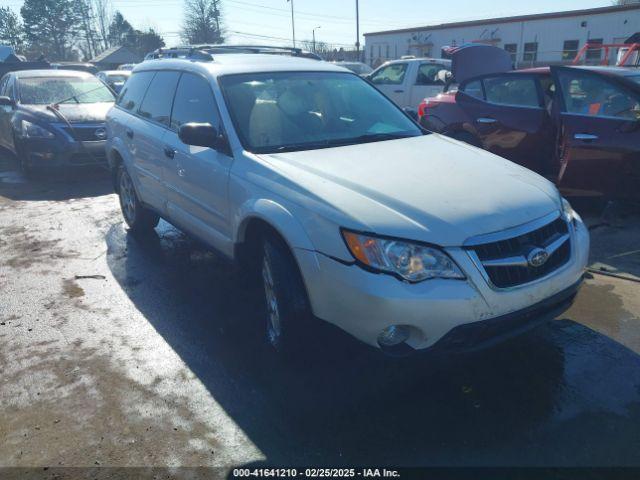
[1,152,640,473]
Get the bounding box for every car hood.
[258,135,560,247]
[448,43,513,84]
[20,103,113,123]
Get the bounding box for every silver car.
[106,51,589,357]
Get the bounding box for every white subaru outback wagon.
[106,47,589,356]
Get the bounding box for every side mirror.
[0,96,15,107]
[178,122,226,150]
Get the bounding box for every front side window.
[138,71,181,127]
[416,63,448,86]
[370,63,408,85]
[170,73,220,131]
[18,76,115,105]
[557,70,640,119]
[117,71,154,111]
[219,71,422,154]
[484,76,540,107]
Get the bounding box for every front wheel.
[117,164,159,233]
[260,235,313,355]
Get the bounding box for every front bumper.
[294,215,589,354]
[20,137,107,169]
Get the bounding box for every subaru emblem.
[527,248,549,268]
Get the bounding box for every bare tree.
[76,0,99,59]
[0,7,24,52]
[93,0,113,50]
[181,0,223,45]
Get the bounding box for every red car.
[419,50,640,200]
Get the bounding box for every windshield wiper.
[326,132,418,147]
[49,85,111,109]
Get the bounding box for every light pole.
[355,0,360,62]
[287,0,296,48]
[312,26,321,53]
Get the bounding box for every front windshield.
[220,71,422,154]
[18,76,115,105]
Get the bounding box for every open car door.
[551,66,640,199]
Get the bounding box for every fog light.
[378,325,410,347]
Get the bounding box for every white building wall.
[364,7,640,68]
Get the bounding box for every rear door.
[0,75,13,150]
[455,73,555,173]
[163,72,234,252]
[551,66,640,198]
[369,62,410,107]
[408,61,449,108]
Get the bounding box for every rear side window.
[416,63,448,85]
[170,73,220,131]
[138,71,181,126]
[117,71,154,111]
[462,80,484,99]
[484,76,540,107]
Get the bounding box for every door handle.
[393,89,405,93]
[125,128,134,139]
[476,117,497,124]
[163,146,176,159]
[574,133,599,141]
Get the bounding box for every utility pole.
[287,0,296,48]
[355,0,361,62]
[312,26,321,53]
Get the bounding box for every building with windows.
[363,4,640,68]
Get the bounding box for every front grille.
[469,217,571,289]
[62,125,106,142]
[69,151,106,165]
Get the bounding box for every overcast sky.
[4,0,613,48]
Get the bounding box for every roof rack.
[143,44,322,62]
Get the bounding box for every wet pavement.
[1,152,640,469]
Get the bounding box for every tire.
[260,234,313,356]
[117,164,159,233]
[450,131,482,148]
[13,136,33,178]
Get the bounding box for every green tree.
[181,0,223,45]
[108,11,134,46]
[131,28,165,56]
[21,0,81,60]
[0,7,24,52]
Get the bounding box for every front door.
[163,72,234,253]
[551,66,640,199]
[456,74,555,174]
[369,61,410,107]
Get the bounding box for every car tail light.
[417,99,439,119]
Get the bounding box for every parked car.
[367,57,452,109]
[418,64,640,199]
[106,51,589,357]
[96,70,131,94]
[0,69,115,174]
[51,62,99,75]
[331,61,373,77]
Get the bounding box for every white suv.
[106,49,589,356]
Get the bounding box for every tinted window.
[416,63,448,86]
[138,71,180,126]
[0,76,10,96]
[220,71,421,154]
[170,73,219,131]
[117,71,154,111]
[462,80,483,99]
[484,76,539,107]
[557,70,640,119]
[370,63,408,85]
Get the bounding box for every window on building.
[385,45,390,59]
[504,44,518,63]
[562,40,579,61]
[586,38,603,62]
[523,42,538,63]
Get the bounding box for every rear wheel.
[117,164,159,233]
[13,136,33,178]
[259,234,313,356]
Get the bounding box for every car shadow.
[0,151,112,201]
[105,222,640,466]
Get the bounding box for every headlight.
[21,120,55,138]
[561,197,580,225]
[341,229,465,282]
